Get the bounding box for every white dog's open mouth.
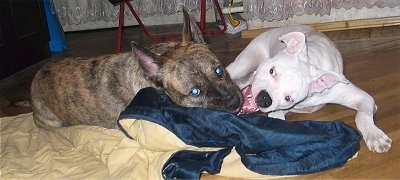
[237,85,260,115]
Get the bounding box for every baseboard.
[241,16,400,39]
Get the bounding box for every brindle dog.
[31,9,242,129]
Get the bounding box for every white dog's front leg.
[355,111,392,153]
[330,83,392,153]
[268,111,287,120]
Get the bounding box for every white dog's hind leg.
[226,44,270,82]
[232,71,256,89]
[329,82,392,153]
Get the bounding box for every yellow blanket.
[1,113,277,179]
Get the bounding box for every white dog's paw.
[364,129,392,153]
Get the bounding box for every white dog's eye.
[285,96,292,103]
[269,67,276,76]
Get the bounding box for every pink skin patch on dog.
[237,85,260,115]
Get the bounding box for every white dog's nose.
[256,90,272,108]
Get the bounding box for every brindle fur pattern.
[31,9,242,129]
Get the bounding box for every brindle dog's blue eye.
[215,66,223,77]
[189,87,201,96]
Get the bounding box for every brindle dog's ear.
[181,7,205,46]
[131,41,162,79]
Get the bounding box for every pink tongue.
[237,85,259,115]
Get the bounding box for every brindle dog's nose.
[256,90,272,108]
[225,94,241,111]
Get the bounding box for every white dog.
[227,25,392,153]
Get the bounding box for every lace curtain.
[52,0,399,29]
[243,0,400,21]
[52,0,213,27]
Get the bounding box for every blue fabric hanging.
[118,87,360,179]
[44,0,67,53]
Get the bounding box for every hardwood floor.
[0,24,399,179]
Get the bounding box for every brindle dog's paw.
[365,128,392,153]
[10,100,31,107]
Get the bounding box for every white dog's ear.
[279,32,306,55]
[309,67,349,95]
